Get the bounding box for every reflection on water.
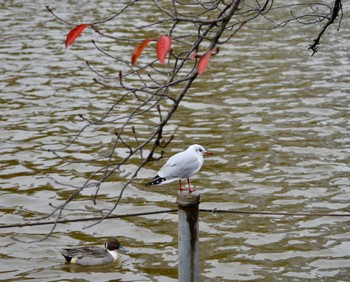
[1,0,350,281]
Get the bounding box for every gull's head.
[189,144,213,156]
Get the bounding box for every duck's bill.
[119,245,129,253]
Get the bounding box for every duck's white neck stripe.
[107,249,118,261]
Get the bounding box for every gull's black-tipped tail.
[145,175,167,186]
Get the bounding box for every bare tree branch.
[32,0,343,241]
[309,0,343,56]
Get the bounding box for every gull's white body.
[146,144,212,191]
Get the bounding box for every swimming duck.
[61,237,128,266]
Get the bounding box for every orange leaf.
[65,24,88,48]
[156,35,172,64]
[197,50,213,75]
[131,38,152,65]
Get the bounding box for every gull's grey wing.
[158,151,201,179]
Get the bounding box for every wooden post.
[177,190,200,282]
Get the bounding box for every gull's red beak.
[204,150,213,155]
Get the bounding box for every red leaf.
[190,50,198,60]
[197,50,213,75]
[156,35,172,64]
[65,24,88,48]
[131,38,152,65]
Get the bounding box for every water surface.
[1,0,350,281]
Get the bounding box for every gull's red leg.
[179,179,187,191]
[187,178,196,193]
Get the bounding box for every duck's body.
[61,238,128,266]
[146,144,212,192]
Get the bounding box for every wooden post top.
[177,190,201,206]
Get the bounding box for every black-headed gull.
[146,144,212,192]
